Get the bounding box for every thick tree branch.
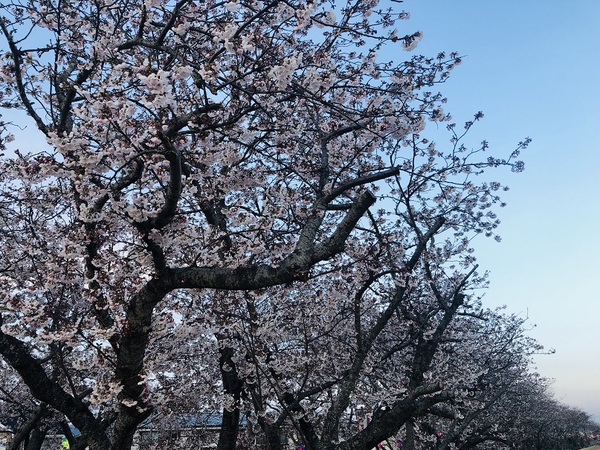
[322,168,400,205]
[0,325,109,450]
[167,191,376,290]
[338,386,453,450]
[7,403,46,450]
[111,280,168,449]
[136,138,182,231]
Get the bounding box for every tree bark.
[24,427,47,450]
[404,421,416,450]
[8,404,46,450]
[216,343,243,450]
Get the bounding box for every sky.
[397,0,600,420]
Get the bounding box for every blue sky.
[397,0,600,420]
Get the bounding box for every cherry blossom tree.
[388,313,598,450]
[400,313,547,450]
[506,391,598,450]
[0,359,50,450]
[0,1,528,449]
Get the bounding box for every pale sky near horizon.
[399,0,600,421]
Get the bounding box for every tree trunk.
[404,421,416,450]
[8,404,46,450]
[217,408,241,450]
[216,342,243,450]
[264,423,283,450]
[24,427,47,450]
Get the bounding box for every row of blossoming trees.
[0,1,595,450]
[1,305,597,450]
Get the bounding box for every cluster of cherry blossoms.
[0,1,530,449]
